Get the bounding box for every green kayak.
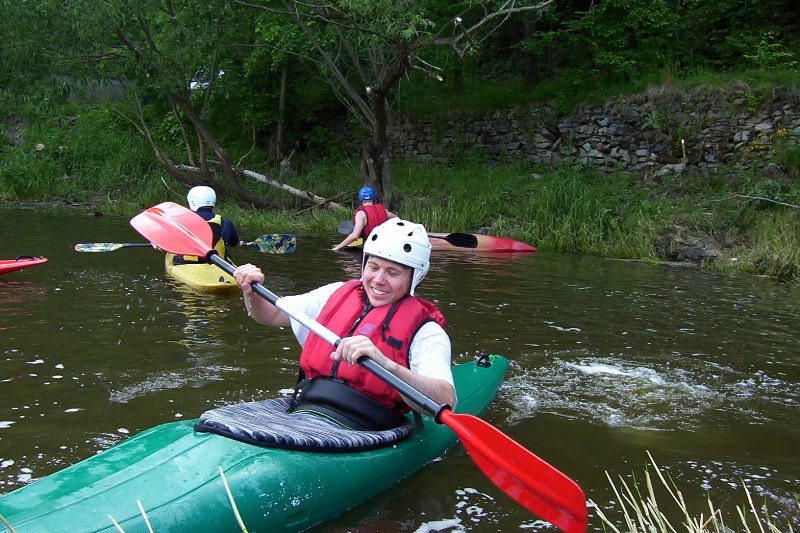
[0,355,508,533]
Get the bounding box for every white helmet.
[362,219,431,296]
[187,186,216,211]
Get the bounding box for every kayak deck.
[0,356,508,533]
[164,253,238,293]
[0,256,48,276]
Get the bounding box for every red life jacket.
[354,204,389,239]
[299,280,446,412]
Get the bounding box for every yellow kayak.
[164,253,239,293]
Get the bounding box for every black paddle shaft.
[338,220,477,248]
[207,252,449,419]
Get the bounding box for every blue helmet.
[358,186,376,202]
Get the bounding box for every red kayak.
[338,220,535,253]
[428,233,536,253]
[0,256,48,276]
[346,234,536,253]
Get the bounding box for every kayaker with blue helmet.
[174,186,243,264]
[234,218,455,430]
[332,185,397,251]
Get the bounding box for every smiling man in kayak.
[332,186,397,251]
[234,218,455,430]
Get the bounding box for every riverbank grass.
[591,452,796,533]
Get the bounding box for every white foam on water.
[413,518,464,532]
[519,519,556,530]
[569,363,631,377]
[449,486,510,530]
[501,352,796,431]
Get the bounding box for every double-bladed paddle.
[338,220,479,249]
[243,234,296,254]
[74,242,153,252]
[75,234,296,254]
[131,202,588,533]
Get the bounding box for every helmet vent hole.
[403,243,412,252]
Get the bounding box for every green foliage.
[515,167,664,257]
[397,71,633,118]
[771,129,800,178]
[303,125,342,158]
[218,201,345,235]
[555,0,678,80]
[641,110,664,132]
[740,90,766,113]
[739,212,800,280]
[741,32,798,71]
[0,103,158,203]
[327,0,436,38]
[676,0,799,72]
[0,145,61,200]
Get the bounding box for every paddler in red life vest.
[175,186,243,265]
[234,219,455,430]
[332,186,397,251]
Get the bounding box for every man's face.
[362,256,412,307]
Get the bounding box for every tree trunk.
[360,143,392,207]
[523,12,538,89]
[360,90,394,205]
[454,57,465,93]
[276,54,289,161]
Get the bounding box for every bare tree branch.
[709,195,800,209]
[176,164,344,209]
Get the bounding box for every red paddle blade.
[439,410,588,533]
[130,202,213,257]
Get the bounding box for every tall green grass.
[591,452,796,533]
[1,104,159,204]
[391,163,669,259]
[735,212,800,281]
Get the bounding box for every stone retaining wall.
[390,84,800,178]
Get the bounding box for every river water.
[1,205,798,532]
